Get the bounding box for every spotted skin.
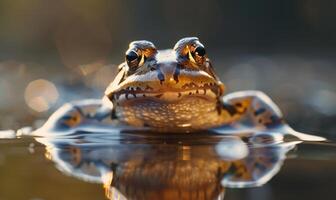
[221,90,284,130]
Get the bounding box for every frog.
[34,37,325,136]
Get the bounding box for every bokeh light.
[310,89,336,116]
[24,79,59,112]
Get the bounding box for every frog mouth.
[111,84,222,103]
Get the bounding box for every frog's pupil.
[126,51,138,62]
[195,46,206,56]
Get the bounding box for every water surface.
[0,129,335,200]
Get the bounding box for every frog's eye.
[125,40,157,73]
[174,37,207,65]
[125,50,142,71]
[126,50,139,62]
[194,46,206,57]
[188,44,206,64]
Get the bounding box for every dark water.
[0,129,335,200]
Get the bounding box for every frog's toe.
[280,125,326,142]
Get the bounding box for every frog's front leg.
[221,90,284,129]
[34,99,117,134]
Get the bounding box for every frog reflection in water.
[36,133,299,200]
[36,37,326,136]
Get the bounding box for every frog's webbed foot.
[34,99,118,134]
[221,91,285,130]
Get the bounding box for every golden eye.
[174,37,207,65]
[189,45,206,65]
[125,50,141,71]
[125,40,157,73]
[125,49,147,73]
[125,50,139,63]
[195,46,206,57]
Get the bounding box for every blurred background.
[0,0,336,138]
[1,1,336,200]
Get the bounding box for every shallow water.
[0,129,335,200]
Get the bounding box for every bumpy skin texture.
[103,37,285,132]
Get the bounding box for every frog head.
[105,37,225,132]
